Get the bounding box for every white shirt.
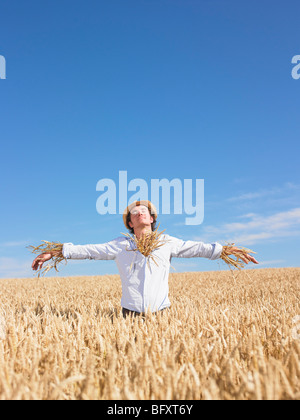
[63,235,223,313]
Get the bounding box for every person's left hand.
[224,246,259,265]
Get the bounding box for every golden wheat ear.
[27,241,67,277]
[221,243,257,270]
[121,224,169,264]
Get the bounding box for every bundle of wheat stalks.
[221,243,257,270]
[27,241,66,278]
[121,224,168,267]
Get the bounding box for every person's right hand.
[32,253,52,271]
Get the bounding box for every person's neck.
[133,226,152,240]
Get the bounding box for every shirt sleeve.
[169,235,223,260]
[62,238,122,261]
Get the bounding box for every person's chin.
[137,221,149,227]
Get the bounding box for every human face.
[128,205,154,230]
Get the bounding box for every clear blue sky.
[0,0,299,278]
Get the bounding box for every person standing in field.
[31,200,258,317]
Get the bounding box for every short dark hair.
[126,206,157,235]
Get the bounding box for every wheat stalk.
[121,224,169,267]
[27,241,66,277]
[221,243,257,270]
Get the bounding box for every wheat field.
[0,267,299,400]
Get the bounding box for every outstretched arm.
[170,236,223,260]
[169,236,259,268]
[29,239,122,277]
